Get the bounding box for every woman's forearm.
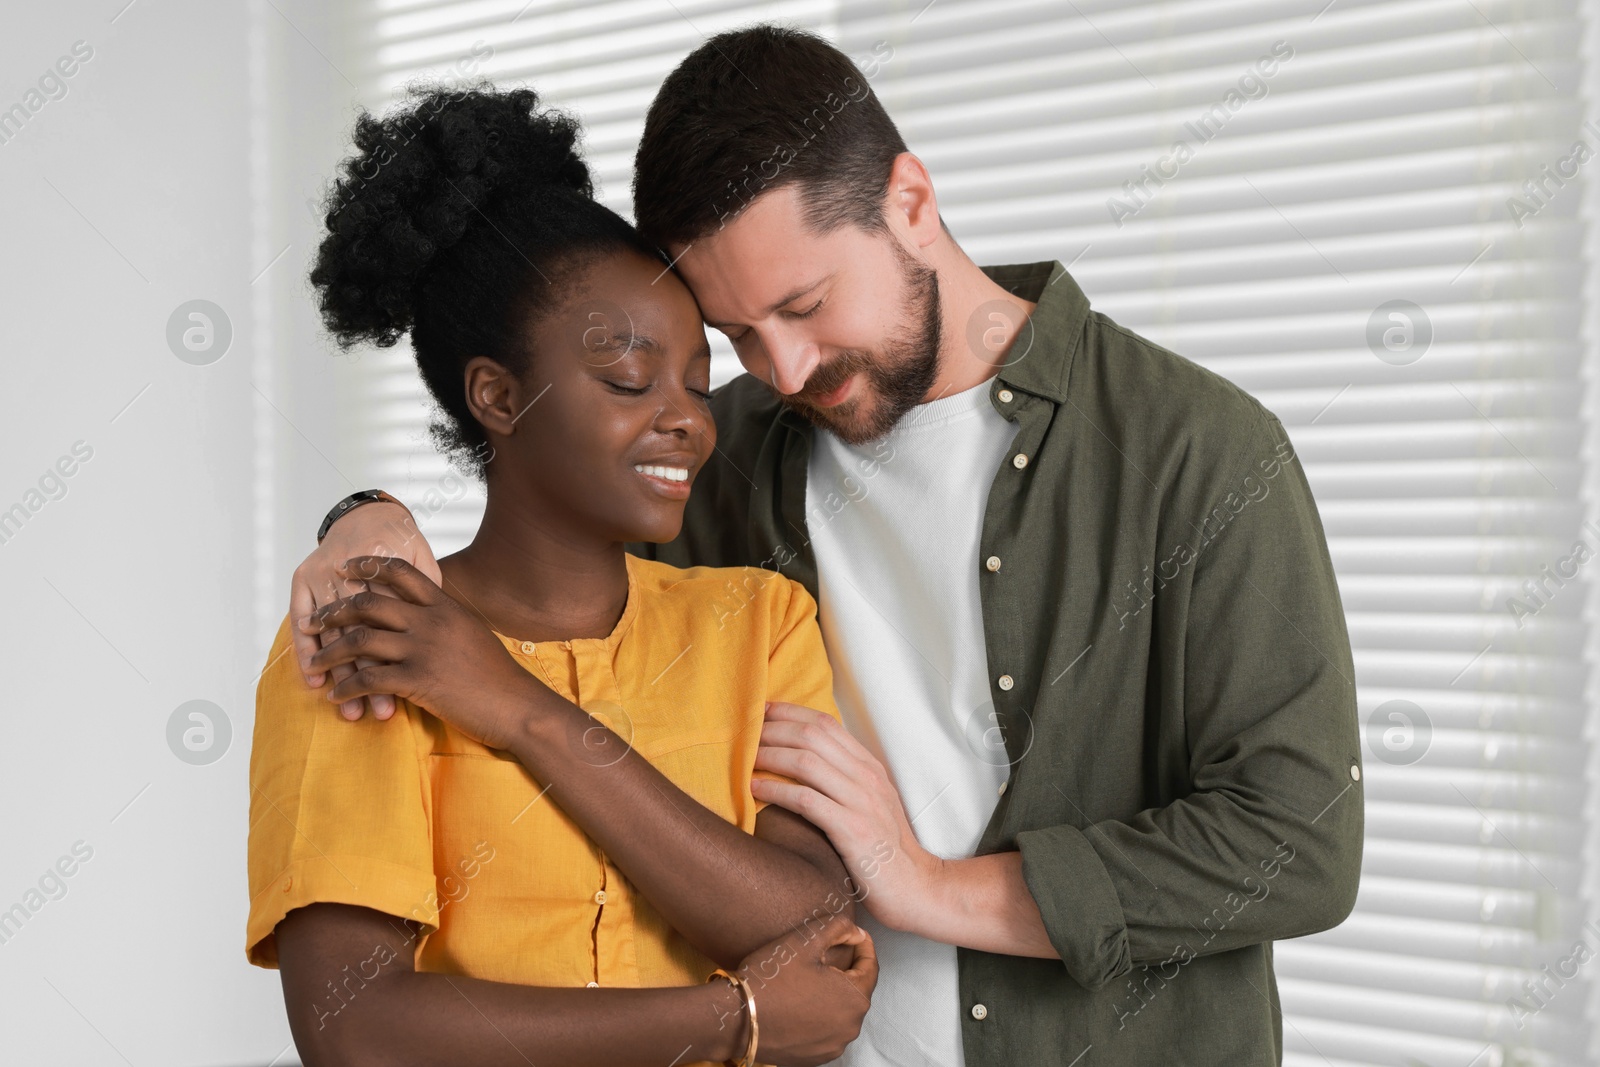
[281,906,746,1067]
[506,683,856,967]
[301,970,742,1067]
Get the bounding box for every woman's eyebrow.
[586,331,661,358]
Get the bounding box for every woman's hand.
[290,500,442,722]
[300,555,533,750]
[730,912,878,1067]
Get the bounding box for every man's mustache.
[787,353,872,405]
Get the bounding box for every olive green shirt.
[629,260,1364,1065]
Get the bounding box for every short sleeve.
[245,615,438,968]
[751,576,843,812]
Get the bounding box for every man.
[291,24,1362,1066]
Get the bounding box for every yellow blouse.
[246,553,841,1019]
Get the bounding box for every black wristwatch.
[317,489,406,544]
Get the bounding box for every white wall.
[0,1,365,1063]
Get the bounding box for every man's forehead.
[670,193,840,318]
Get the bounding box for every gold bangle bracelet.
[706,968,757,1067]
[731,971,759,1067]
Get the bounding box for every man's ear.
[463,356,524,437]
[886,152,942,251]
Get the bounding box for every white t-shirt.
[806,375,1018,1067]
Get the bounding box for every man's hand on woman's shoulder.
[289,498,440,721]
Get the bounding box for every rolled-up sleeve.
[1015,407,1363,990]
[246,615,438,968]
[1015,821,1132,986]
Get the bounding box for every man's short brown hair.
[632,24,907,251]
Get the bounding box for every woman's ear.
[463,356,524,437]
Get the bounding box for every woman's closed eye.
[606,379,715,402]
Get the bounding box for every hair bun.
[310,81,593,350]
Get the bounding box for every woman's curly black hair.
[309,81,665,477]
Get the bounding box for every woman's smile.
[632,457,696,498]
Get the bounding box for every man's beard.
[777,240,942,445]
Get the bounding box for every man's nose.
[764,336,822,396]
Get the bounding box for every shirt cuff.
[1014,822,1132,989]
[246,853,442,969]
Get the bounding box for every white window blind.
[338,1,1597,1063]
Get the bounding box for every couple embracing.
[246,23,1361,1067]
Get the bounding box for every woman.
[245,83,876,1066]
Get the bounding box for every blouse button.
[971,1003,989,1020]
[520,641,536,655]
[997,388,1014,403]
[1012,453,1029,470]
[985,555,1002,573]
[998,781,1008,796]
[586,981,599,988]
[593,890,607,905]
[998,674,1014,691]
[1350,764,1361,782]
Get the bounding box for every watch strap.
[317,489,405,544]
